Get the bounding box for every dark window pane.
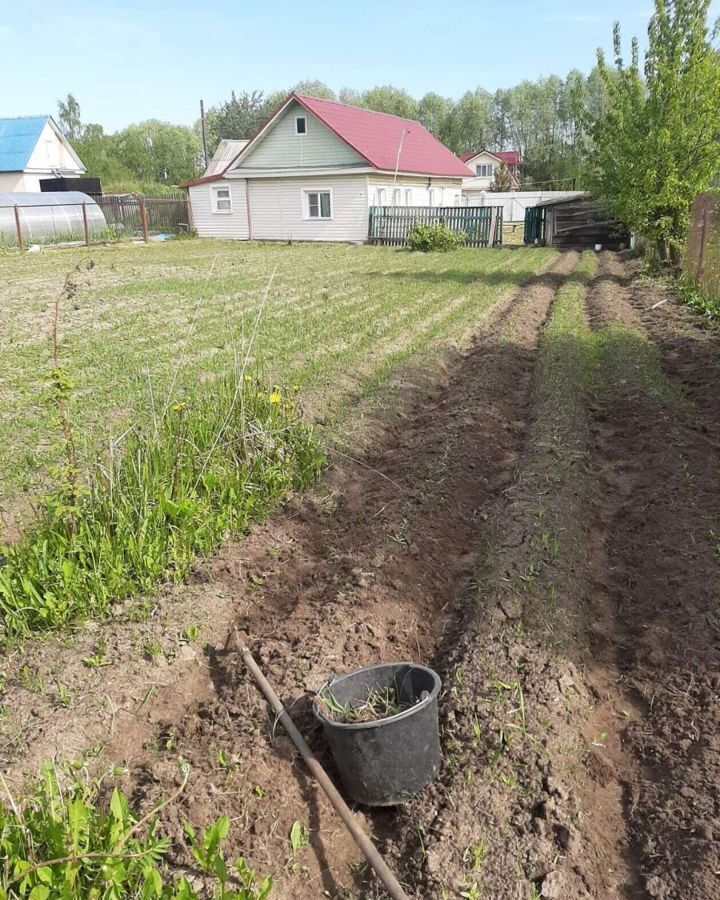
[296,117,307,134]
[320,193,331,217]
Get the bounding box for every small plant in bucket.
[317,682,417,724]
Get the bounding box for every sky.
[2,0,720,132]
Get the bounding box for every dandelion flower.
[269,392,282,404]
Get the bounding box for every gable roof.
[0,115,85,174]
[182,92,472,186]
[0,116,48,172]
[292,94,472,177]
[460,149,521,168]
[204,139,249,176]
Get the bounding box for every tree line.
[59,70,611,194]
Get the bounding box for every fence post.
[185,197,194,233]
[139,199,149,242]
[82,202,90,246]
[13,204,23,250]
[697,198,709,282]
[489,208,498,248]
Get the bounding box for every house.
[182,93,473,242]
[203,139,249,177]
[460,150,521,190]
[0,116,85,192]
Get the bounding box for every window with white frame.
[295,116,307,135]
[212,184,232,213]
[476,163,494,177]
[428,188,436,207]
[405,188,412,206]
[376,188,386,206]
[393,188,401,206]
[305,190,332,219]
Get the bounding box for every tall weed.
[0,371,323,642]
[0,764,272,898]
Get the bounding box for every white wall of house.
[25,122,83,176]
[463,151,503,188]
[367,174,462,207]
[248,174,368,242]
[0,172,27,192]
[188,180,250,239]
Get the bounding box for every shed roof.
[0,190,100,208]
[204,139,249,176]
[0,116,48,172]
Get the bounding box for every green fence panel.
[368,205,503,248]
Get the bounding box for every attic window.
[476,164,494,177]
[295,116,307,135]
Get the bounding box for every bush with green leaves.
[408,224,466,252]
[0,371,324,643]
[0,764,272,899]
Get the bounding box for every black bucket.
[314,662,442,806]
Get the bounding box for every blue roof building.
[0,115,85,192]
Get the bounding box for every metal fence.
[686,192,720,301]
[2,196,192,249]
[368,205,503,248]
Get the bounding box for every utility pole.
[200,99,209,170]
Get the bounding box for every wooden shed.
[524,194,627,249]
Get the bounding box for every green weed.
[0,369,323,643]
[0,764,272,899]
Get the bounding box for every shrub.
[408,223,466,252]
[0,373,324,643]
[0,764,272,898]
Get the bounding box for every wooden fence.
[686,192,720,301]
[96,196,191,239]
[368,205,503,248]
[1,196,192,249]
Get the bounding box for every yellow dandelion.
[244,374,253,382]
[269,392,282,404]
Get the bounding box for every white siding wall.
[248,174,369,242]
[462,190,584,221]
[0,173,27,192]
[238,101,364,170]
[367,174,462,207]
[25,122,83,175]
[188,180,250,239]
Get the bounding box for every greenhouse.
[0,191,106,246]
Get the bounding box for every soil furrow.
[583,253,720,900]
[111,251,580,899]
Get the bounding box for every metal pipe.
[233,631,410,900]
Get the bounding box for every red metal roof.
[182,93,473,186]
[294,94,472,178]
[460,149,520,167]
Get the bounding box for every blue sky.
[2,0,720,131]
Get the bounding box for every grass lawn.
[0,239,554,517]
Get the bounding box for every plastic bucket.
[314,662,442,806]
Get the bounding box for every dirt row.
[4,251,719,899]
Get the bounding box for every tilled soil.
[4,251,720,899]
